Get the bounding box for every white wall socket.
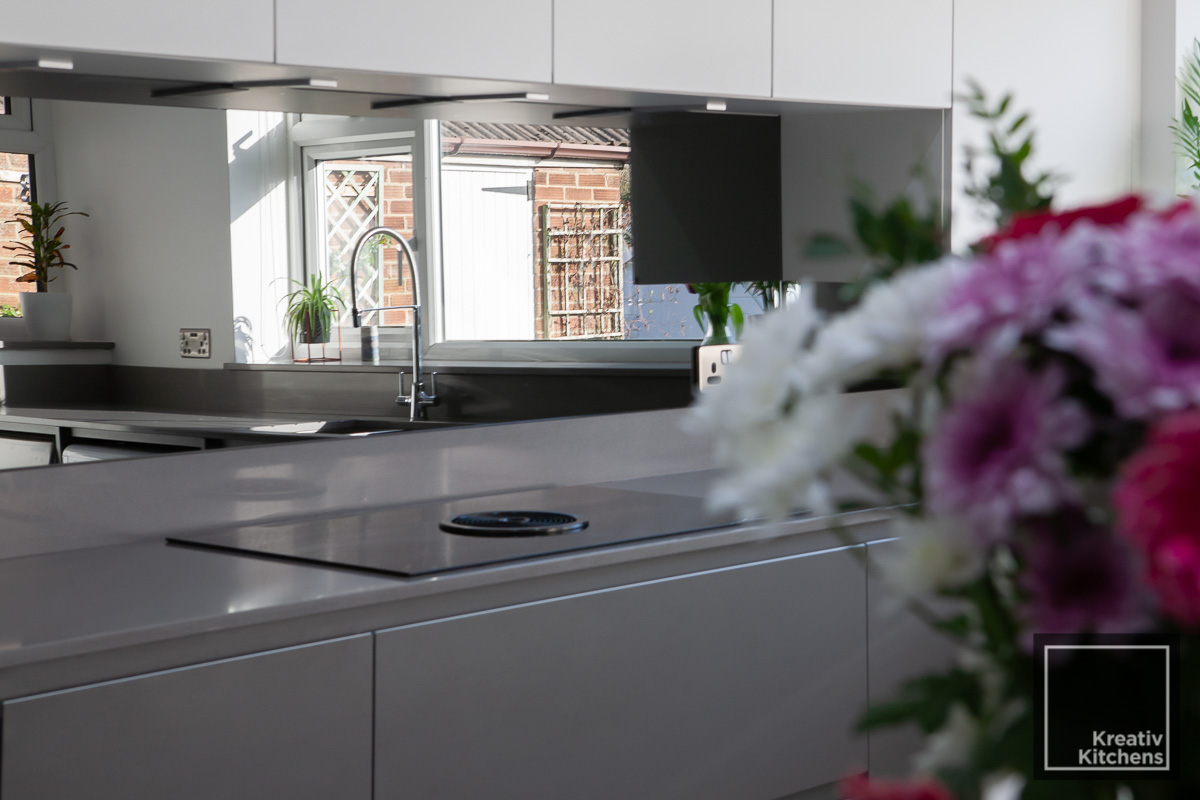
[693,343,743,394]
[180,328,211,358]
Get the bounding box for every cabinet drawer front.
[276,0,553,83]
[1,635,373,800]
[554,0,773,97]
[773,0,953,108]
[0,0,274,63]
[376,548,867,800]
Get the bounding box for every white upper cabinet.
[553,0,773,98]
[276,0,553,83]
[773,0,953,108]
[0,0,274,63]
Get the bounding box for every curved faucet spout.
[348,226,436,421]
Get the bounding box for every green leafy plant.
[739,280,798,311]
[959,79,1057,229]
[688,282,743,345]
[3,200,89,292]
[1172,38,1200,190]
[0,305,20,318]
[281,273,345,344]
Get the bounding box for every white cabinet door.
[0,0,274,63]
[375,546,868,799]
[276,0,552,83]
[554,0,773,97]
[773,0,953,108]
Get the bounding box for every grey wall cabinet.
[374,547,868,800]
[1,634,374,800]
[554,0,773,97]
[0,0,274,62]
[276,0,553,83]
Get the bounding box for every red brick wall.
[533,164,626,339]
[0,152,32,311]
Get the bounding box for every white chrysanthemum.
[914,703,978,776]
[687,289,821,434]
[876,514,985,597]
[705,392,872,519]
[802,257,965,392]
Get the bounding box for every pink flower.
[840,774,956,800]
[927,223,1120,361]
[1114,411,1200,625]
[1047,282,1200,417]
[924,360,1089,542]
[1019,512,1147,638]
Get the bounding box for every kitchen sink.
[248,418,464,436]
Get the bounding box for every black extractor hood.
[629,111,782,285]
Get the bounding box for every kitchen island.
[0,397,946,799]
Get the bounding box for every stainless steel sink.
[248,418,463,436]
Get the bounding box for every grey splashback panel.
[169,486,739,576]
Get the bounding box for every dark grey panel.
[1,634,374,800]
[170,486,741,576]
[0,364,115,406]
[374,547,868,800]
[111,364,692,420]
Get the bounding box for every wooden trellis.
[537,203,624,340]
[321,165,385,325]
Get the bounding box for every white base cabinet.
[374,547,868,800]
[0,635,373,800]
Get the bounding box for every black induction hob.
[167,486,741,577]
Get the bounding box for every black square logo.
[1034,634,1178,780]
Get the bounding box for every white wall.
[228,110,292,364]
[952,0,1141,248]
[50,101,233,368]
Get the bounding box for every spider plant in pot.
[3,200,88,340]
[281,273,345,345]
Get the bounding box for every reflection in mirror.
[229,113,768,365]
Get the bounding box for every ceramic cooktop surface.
[167,486,741,577]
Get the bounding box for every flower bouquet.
[692,193,1200,799]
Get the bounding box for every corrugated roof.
[440,121,629,148]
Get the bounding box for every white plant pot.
[0,316,28,340]
[19,292,72,341]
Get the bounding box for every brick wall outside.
[532,165,625,338]
[0,152,32,312]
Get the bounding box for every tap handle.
[426,371,438,402]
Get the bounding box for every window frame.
[287,115,699,365]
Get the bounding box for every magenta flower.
[1019,512,1147,638]
[1115,410,1200,626]
[926,223,1121,361]
[1047,281,1200,417]
[923,360,1089,542]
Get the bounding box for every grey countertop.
[0,469,896,700]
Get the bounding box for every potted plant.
[281,273,344,345]
[3,200,88,340]
[687,282,744,345]
[0,303,25,340]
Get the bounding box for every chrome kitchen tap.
[348,226,437,421]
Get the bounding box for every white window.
[228,112,767,364]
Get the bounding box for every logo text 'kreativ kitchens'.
[1076,731,1167,767]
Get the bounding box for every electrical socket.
[692,343,743,394]
[180,328,210,359]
